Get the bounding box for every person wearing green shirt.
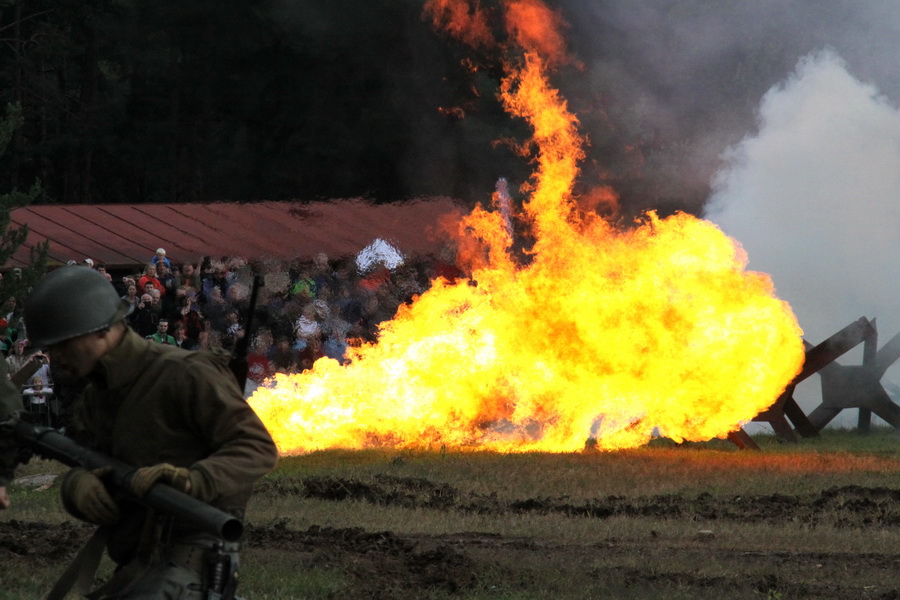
[147,318,177,345]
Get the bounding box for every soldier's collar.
[92,328,150,391]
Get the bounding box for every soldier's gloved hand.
[61,466,120,525]
[130,463,191,497]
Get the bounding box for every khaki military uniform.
[61,327,278,597]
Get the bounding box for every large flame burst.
[248,0,805,454]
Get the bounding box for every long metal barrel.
[13,418,244,542]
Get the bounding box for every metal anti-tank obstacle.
[729,317,900,449]
[807,318,900,432]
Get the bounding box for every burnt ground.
[5,477,900,599]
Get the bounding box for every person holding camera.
[127,294,157,338]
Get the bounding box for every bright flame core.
[248,4,805,455]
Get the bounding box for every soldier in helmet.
[24,266,278,599]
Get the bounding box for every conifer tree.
[0,102,47,309]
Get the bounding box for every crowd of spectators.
[2,245,466,410]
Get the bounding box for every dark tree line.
[0,0,503,206]
[0,0,891,215]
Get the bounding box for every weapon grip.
[13,421,244,542]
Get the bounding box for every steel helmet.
[24,266,130,348]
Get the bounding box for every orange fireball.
[248,0,805,454]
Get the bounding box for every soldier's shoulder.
[181,346,232,371]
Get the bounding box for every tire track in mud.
[255,475,900,528]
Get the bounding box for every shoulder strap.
[45,526,108,600]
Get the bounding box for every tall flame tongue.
[248,2,805,454]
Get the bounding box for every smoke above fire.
[707,50,900,417]
[266,2,900,213]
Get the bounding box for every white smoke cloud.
[706,50,900,423]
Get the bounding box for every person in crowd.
[310,252,335,296]
[169,263,181,288]
[175,289,204,346]
[179,261,202,293]
[120,282,139,310]
[293,303,320,345]
[5,338,52,394]
[5,338,36,378]
[147,318,177,345]
[151,247,171,269]
[21,375,53,423]
[128,293,157,338]
[322,304,351,364]
[0,356,23,510]
[157,261,178,312]
[221,310,244,352]
[201,261,231,304]
[336,286,364,329]
[0,319,16,356]
[165,287,186,322]
[268,336,299,373]
[359,265,391,293]
[201,286,230,332]
[289,268,316,301]
[87,262,112,286]
[298,335,324,371]
[116,275,137,298]
[245,331,274,396]
[22,266,278,598]
[1,296,23,334]
[355,292,384,343]
[141,280,157,301]
[147,288,164,321]
[312,287,331,320]
[138,263,164,298]
[225,280,251,314]
[197,319,223,350]
[30,348,52,387]
[171,322,197,350]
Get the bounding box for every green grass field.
[5,429,900,599]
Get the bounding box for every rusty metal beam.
[727,429,760,450]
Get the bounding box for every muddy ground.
[4,476,900,599]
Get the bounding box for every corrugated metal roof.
[8,198,465,270]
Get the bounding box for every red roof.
[9,198,465,270]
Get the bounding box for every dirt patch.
[0,519,92,563]
[7,481,900,599]
[246,521,478,598]
[257,476,900,528]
